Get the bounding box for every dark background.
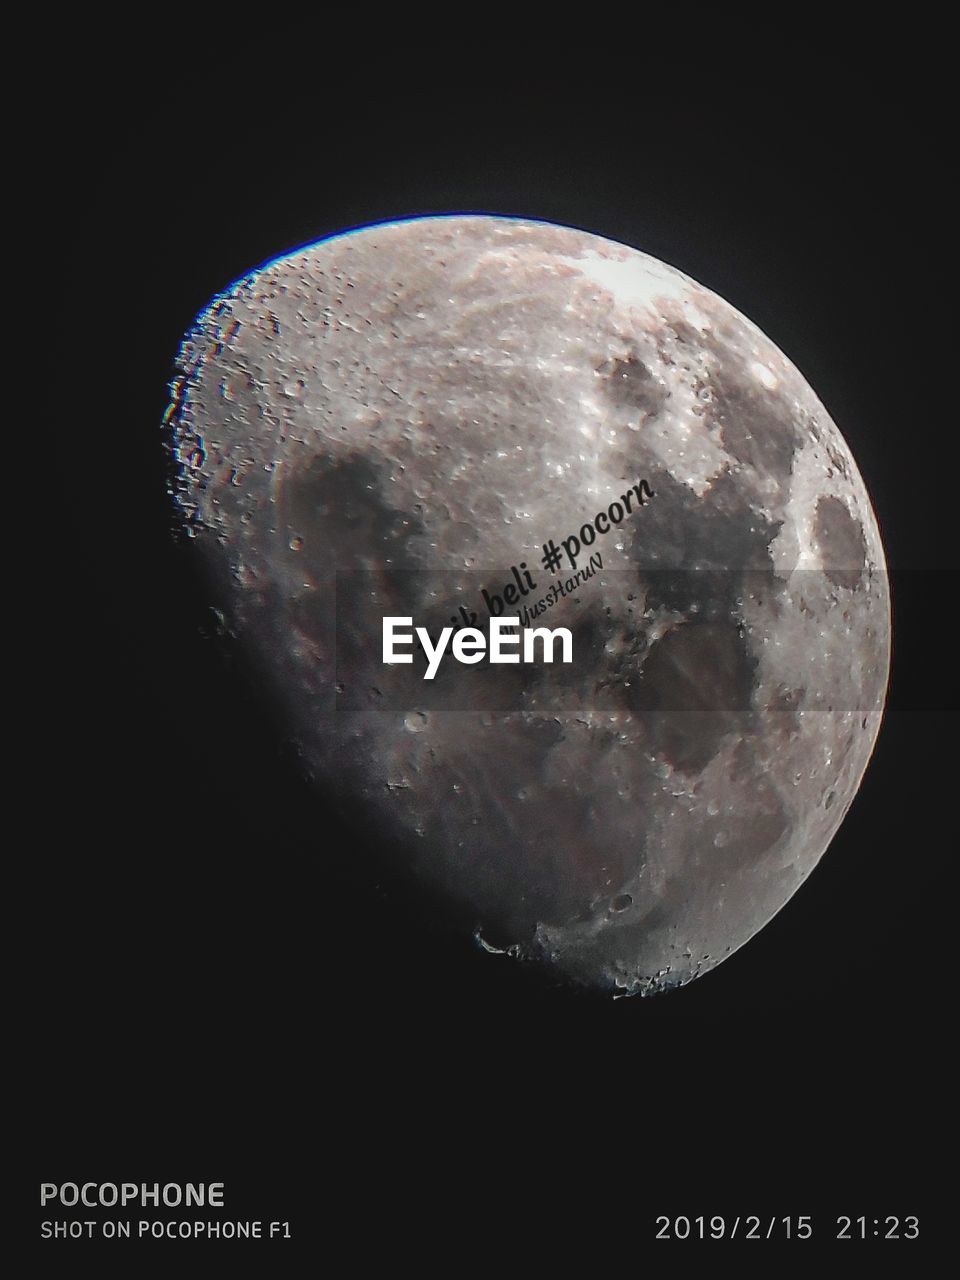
[41,51,952,1259]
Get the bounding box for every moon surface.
[169,215,890,995]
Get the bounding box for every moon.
[169,215,890,995]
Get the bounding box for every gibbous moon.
[169,215,890,995]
